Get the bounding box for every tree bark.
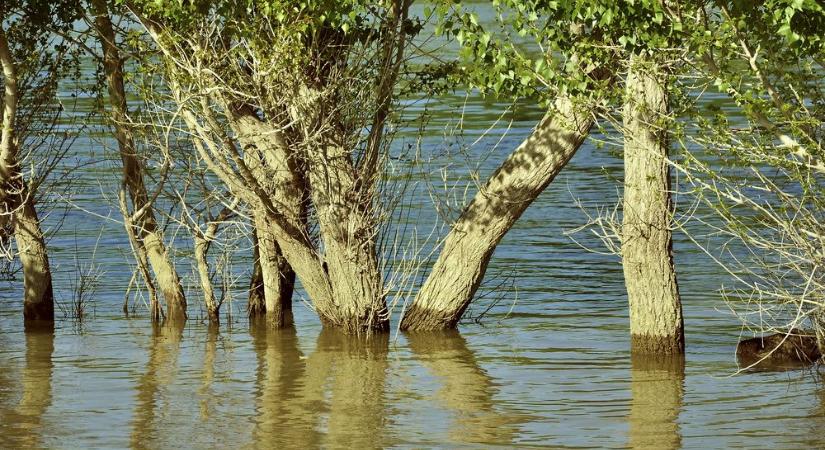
[400,96,595,331]
[15,195,54,325]
[621,55,683,355]
[92,0,187,321]
[306,142,388,332]
[247,230,266,317]
[193,235,218,324]
[0,26,54,327]
[228,110,301,327]
[253,211,295,327]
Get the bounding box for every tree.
[90,0,187,322]
[0,1,80,327]
[400,1,683,337]
[126,0,415,332]
[622,53,683,355]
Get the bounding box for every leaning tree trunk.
[0,27,54,327]
[229,110,299,327]
[92,0,187,321]
[193,235,218,324]
[400,96,595,331]
[621,55,683,355]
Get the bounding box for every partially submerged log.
[736,330,821,370]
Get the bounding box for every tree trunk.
[400,96,595,331]
[305,141,388,333]
[253,212,295,327]
[193,235,219,324]
[92,0,187,321]
[15,194,54,325]
[0,27,54,327]
[621,55,683,355]
[247,230,266,317]
[227,111,300,327]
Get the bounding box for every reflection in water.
[628,354,685,450]
[319,329,390,448]
[407,330,520,446]
[130,321,184,450]
[198,324,219,421]
[249,323,390,448]
[0,330,55,449]
[249,316,318,448]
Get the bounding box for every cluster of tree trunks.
[3,3,685,360]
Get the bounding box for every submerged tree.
[124,0,415,332]
[0,1,80,327]
[399,1,687,342]
[90,0,187,322]
[124,0,690,341]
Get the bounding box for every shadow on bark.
[407,330,524,445]
[628,353,684,450]
[0,328,54,449]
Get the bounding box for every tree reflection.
[319,329,390,448]
[628,353,684,450]
[130,320,184,450]
[249,324,391,448]
[0,329,55,449]
[407,330,520,446]
[249,314,318,448]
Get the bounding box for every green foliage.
[421,0,686,104]
[125,0,398,37]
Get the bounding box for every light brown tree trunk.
[15,195,54,325]
[622,55,683,355]
[253,212,295,327]
[92,0,187,321]
[227,110,300,327]
[193,235,218,324]
[0,27,54,327]
[247,230,266,317]
[274,81,387,333]
[401,96,595,331]
[304,138,388,332]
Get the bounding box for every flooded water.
[2,22,824,450]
